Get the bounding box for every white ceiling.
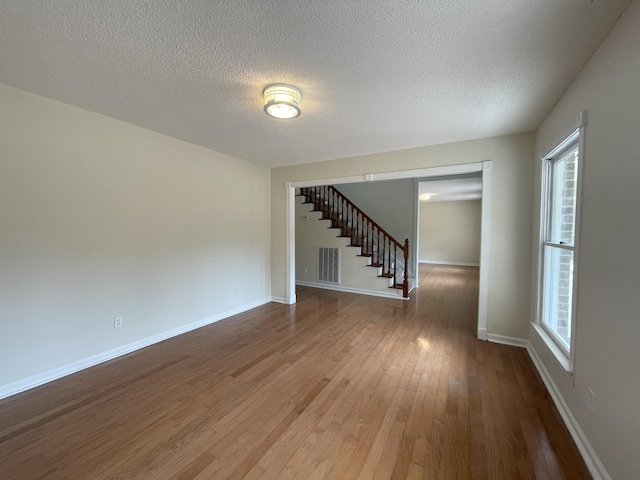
[419,177,482,202]
[0,1,631,167]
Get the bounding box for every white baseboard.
[270,296,288,304]
[486,333,529,348]
[296,281,407,300]
[419,260,480,267]
[0,297,272,400]
[477,327,488,341]
[526,344,611,480]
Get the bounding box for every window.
[537,129,581,365]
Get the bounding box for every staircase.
[298,185,410,298]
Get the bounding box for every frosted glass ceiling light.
[419,193,438,201]
[263,84,302,119]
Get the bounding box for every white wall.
[529,2,640,478]
[0,84,271,391]
[336,179,415,246]
[419,200,481,265]
[272,132,535,339]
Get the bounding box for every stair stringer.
[295,197,404,299]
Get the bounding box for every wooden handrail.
[304,186,404,250]
[300,185,410,298]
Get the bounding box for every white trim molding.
[419,260,480,267]
[534,114,587,374]
[296,281,407,301]
[477,327,488,341]
[477,160,492,342]
[539,110,588,160]
[413,181,420,288]
[531,322,572,374]
[270,296,289,304]
[285,182,296,305]
[486,333,529,348]
[0,297,272,400]
[527,343,612,480]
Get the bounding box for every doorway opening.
[285,161,492,340]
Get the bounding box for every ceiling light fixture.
[263,84,302,119]
[419,193,438,201]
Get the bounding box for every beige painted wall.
[529,2,640,478]
[419,200,481,264]
[272,132,535,339]
[0,84,271,389]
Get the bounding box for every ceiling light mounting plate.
[263,83,302,119]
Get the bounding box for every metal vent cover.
[317,247,340,283]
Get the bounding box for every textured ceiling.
[0,1,631,167]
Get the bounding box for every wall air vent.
[317,247,340,283]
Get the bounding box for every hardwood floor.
[0,265,591,479]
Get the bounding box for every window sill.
[531,323,574,375]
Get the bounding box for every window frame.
[535,113,586,373]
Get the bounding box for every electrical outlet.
[114,317,123,329]
[304,267,308,274]
[587,387,595,415]
[302,215,309,222]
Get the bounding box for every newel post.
[403,238,409,298]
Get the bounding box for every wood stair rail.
[299,185,410,298]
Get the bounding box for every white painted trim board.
[486,333,529,348]
[270,296,289,304]
[0,297,272,400]
[419,260,480,267]
[476,160,492,341]
[296,281,407,300]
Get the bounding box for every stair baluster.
[385,236,390,277]
[393,244,397,287]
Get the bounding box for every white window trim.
[534,111,587,374]
[541,133,578,358]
